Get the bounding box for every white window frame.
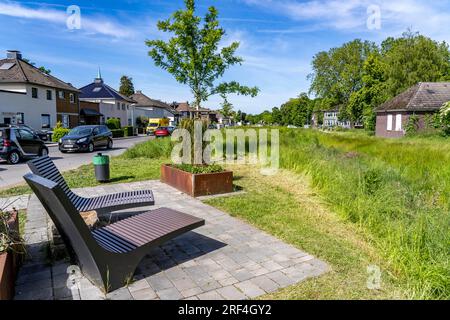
[395,114,402,131]
[387,114,393,131]
[62,114,70,128]
[58,91,65,99]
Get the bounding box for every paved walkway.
[14,180,328,300]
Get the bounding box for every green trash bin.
[93,153,110,182]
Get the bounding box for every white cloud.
[242,0,450,40]
[0,1,135,38]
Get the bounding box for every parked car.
[59,125,113,153]
[16,124,49,141]
[0,126,49,164]
[167,126,176,134]
[154,127,171,138]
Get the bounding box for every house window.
[16,113,24,124]
[117,103,120,110]
[32,87,38,99]
[62,114,70,128]
[69,93,75,103]
[395,114,402,131]
[46,90,52,100]
[41,114,51,129]
[122,103,125,110]
[387,114,393,131]
[58,91,65,99]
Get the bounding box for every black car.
[16,124,49,141]
[0,127,49,164]
[59,125,113,153]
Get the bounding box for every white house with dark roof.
[79,70,136,127]
[130,90,178,126]
[0,50,80,130]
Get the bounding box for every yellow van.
[146,118,169,135]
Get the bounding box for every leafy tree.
[119,75,135,97]
[382,30,450,97]
[146,0,258,111]
[347,54,388,130]
[309,39,378,114]
[219,93,234,119]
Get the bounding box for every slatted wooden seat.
[23,173,205,292]
[28,156,154,213]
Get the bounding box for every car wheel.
[107,139,113,149]
[39,147,49,157]
[88,143,94,153]
[7,151,20,165]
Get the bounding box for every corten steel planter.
[0,211,21,300]
[161,164,233,197]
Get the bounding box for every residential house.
[376,82,450,138]
[0,50,80,130]
[130,90,178,126]
[79,101,103,125]
[79,71,135,127]
[323,109,351,128]
[174,102,217,122]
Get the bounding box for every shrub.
[123,126,134,137]
[0,210,25,254]
[110,129,125,138]
[106,118,121,130]
[405,114,420,136]
[52,127,70,142]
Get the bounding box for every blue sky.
[1,0,449,114]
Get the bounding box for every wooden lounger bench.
[27,156,154,213]
[23,173,205,292]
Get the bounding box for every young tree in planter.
[119,75,135,97]
[146,0,259,112]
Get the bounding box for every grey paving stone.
[146,274,174,291]
[18,180,328,301]
[130,287,158,300]
[217,285,247,300]
[157,287,183,300]
[196,290,223,300]
[107,287,133,300]
[235,280,266,298]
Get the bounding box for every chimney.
[7,50,22,60]
[136,90,142,94]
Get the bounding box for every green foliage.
[278,129,450,299]
[173,163,224,174]
[146,0,258,109]
[405,114,420,136]
[440,102,450,135]
[110,129,125,138]
[309,39,378,110]
[119,75,135,97]
[123,126,134,137]
[52,122,70,142]
[136,116,149,128]
[122,137,173,159]
[0,210,25,254]
[106,118,121,130]
[382,30,450,97]
[219,93,234,119]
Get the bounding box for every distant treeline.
[243,30,450,130]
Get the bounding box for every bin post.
[93,153,110,182]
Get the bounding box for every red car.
[154,127,171,138]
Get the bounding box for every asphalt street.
[0,136,150,190]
